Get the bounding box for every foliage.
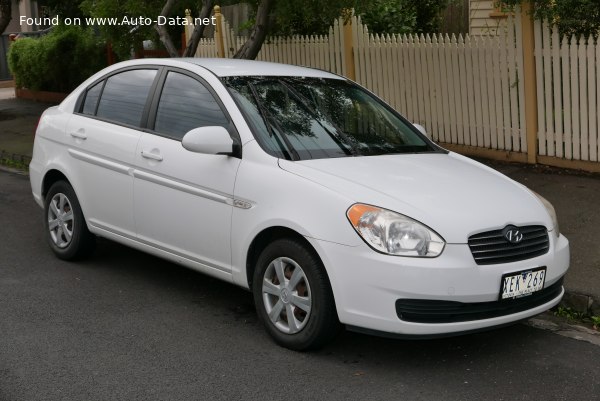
[269,0,353,36]
[412,0,454,34]
[268,0,452,36]
[501,0,600,39]
[554,306,600,331]
[79,0,161,60]
[8,25,106,92]
[79,0,214,60]
[554,306,586,321]
[592,315,600,330]
[357,0,417,35]
[38,0,85,20]
[0,157,29,171]
[28,0,453,61]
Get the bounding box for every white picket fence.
[351,16,526,152]
[535,20,600,162]
[190,14,348,76]
[184,9,600,168]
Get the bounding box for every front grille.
[395,278,563,323]
[468,225,550,265]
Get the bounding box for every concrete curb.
[0,165,29,176]
[562,292,600,317]
[526,311,600,346]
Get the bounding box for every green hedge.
[8,25,106,93]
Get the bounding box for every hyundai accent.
[29,59,570,350]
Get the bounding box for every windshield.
[223,76,437,160]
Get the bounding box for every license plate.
[500,267,546,300]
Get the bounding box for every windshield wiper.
[247,82,301,161]
[277,79,361,157]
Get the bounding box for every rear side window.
[154,71,228,140]
[96,69,157,127]
[82,81,103,115]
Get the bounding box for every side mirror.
[182,126,233,155]
[413,123,429,138]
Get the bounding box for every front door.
[133,70,241,274]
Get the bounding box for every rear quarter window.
[81,81,103,116]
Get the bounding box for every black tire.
[44,180,95,260]
[252,238,340,351]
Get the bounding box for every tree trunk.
[183,0,214,57]
[0,0,12,35]
[154,0,179,57]
[234,0,274,60]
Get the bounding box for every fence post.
[184,9,194,44]
[342,9,356,81]
[214,5,226,58]
[520,1,538,163]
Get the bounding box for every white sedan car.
[30,59,569,350]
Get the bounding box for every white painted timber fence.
[186,11,348,76]
[183,7,600,172]
[351,15,526,153]
[534,20,600,162]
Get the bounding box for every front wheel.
[252,238,340,351]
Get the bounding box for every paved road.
[1,171,599,401]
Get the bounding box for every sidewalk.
[1,95,599,313]
[0,90,54,158]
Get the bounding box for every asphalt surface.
[1,171,600,401]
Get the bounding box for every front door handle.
[141,150,163,162]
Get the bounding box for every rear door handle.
[141,150,163,162]
[70,130,87,140]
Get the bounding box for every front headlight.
[531,191,559,237]
[347,204,445,257]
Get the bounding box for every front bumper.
[308,233,569,336]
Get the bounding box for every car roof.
[177,58,344,79]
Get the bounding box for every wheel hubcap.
[47,193,74,249]
[262,257,312,334]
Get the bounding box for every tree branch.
[154,0,179,57]
[234,0,274,60]
[183,0,214,57]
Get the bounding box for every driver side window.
[154,71,229,140]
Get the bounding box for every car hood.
[278,152,552,244]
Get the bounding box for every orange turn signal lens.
[347,204,381,227]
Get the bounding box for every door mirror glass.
[412,123,429,138]
[181,126,233,155]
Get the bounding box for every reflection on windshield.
[224,76,434,160]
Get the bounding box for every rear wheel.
[44,181,95,260]
[253,238,340,351]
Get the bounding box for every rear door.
[133,68,241,275]
[66,68,159,237]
